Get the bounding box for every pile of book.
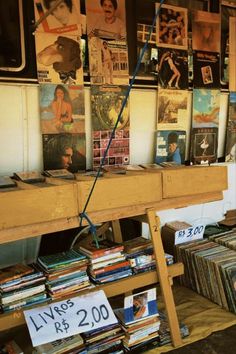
[37,250,92,300]
[115,288,160,352]
[123,237,174,274]
[77,238,132,284]
[34,334,86,354]
[0,263,47,313]
[81,323,124,354]
[176,238,236,313]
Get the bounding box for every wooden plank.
[76,172,162,213]
[0,263,183,331]
[162,166,228,198]
[147,209,182,347]
[0,183,78,230]
[111,220,123,243]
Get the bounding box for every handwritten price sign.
[24,290,117,347]
[175,225,205,245]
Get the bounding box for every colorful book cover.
[193,51,220,89]
[0,264,34,285]
[79,239,124,258]
[190,127,218,164]
[156,3,188,50]
[192,89,220,128]
[225,92,236,162]
[155,130,186,165]
[37,250,87,270]
[158,48,188,89]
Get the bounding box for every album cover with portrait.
[39,84,85,134]
[158,48,188,89]
[86,0,127,41]
[190,127,218,165]
[157,89,189,132]
[193,51,220,88]
[192,10,220,52]
[92,129,130,168]
[156,3,188,50]
[43,133,86,172]
[88,37,129,85]
[35,32,83,85]
[34,0,82,35]
[192,89,220,128]
[91,85,130,131]
[155,130,186,165]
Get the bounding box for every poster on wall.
[43,133,86,172]
[35,32,83,85]
[34,0,82,35]
[157,48,188,89]
[93,129,130,168]
[190,127,218,165]
[192,10,220,53]
[156,3,188,50]
[155,130,186,165]
[157,89,189,131]
[225,92,236,162]
[193,51,220,88]
[39,84,85,134]
[192,89,220,128]
[91,85,129,131]
[88,37,129,85]
[86,0,127,41]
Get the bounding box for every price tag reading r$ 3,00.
[175,224,205,245]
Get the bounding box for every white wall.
[0,83,235,230]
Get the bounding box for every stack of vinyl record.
[0,263,47,313]
[81,323,124,354]
[123,237,173,274]
[114,288,160,352]
[37,250,92,300]
[34,334,86,354]
[77,239,132,284]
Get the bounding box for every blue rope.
[79,0,165,235]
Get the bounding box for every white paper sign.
[24,290,117,347]
[175,225,205,245]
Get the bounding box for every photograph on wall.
[39,84,85,134]
[91,85,129,131]
[190,127,218,164]
[34,0,82,35]
[35,32,83,85]
[192,10,220,53]
[157,48,188,89]
[88,37,129,85]
[156,3,188,50]
[192,89,220,128]
[225,92,236,162]
[43,133,86,172]
[93,129,129,168]
[86,0,127,41]
[157,89,189,131]
[155,130,186,165]
[136,45,158,78]
[193,51,220,88]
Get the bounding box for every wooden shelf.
[0,263,184,332]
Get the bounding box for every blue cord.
[79,0,165,237]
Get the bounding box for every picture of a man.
[167,132,181,164]
[87,0,126,40]
[101,41,114,84]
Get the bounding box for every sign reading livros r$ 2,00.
[24,290,117,347]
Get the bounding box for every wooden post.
[146,208,182,347]
[111,219,123,243]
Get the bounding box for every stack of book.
[37,250,92,300]
[77,239,132,284]
[81,323,124,354]
[123,237,174,274]
[34,334,86,354]
[0,264,47,313]
[114,288,160,352]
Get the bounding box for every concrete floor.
[167,325,236,354]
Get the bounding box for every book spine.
[91,261,130,275]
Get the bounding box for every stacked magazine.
[37,250,92,300]
[77,239,132,284]
[0,264,47,313]
[34,334,86,354]
[114,288,160,352]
